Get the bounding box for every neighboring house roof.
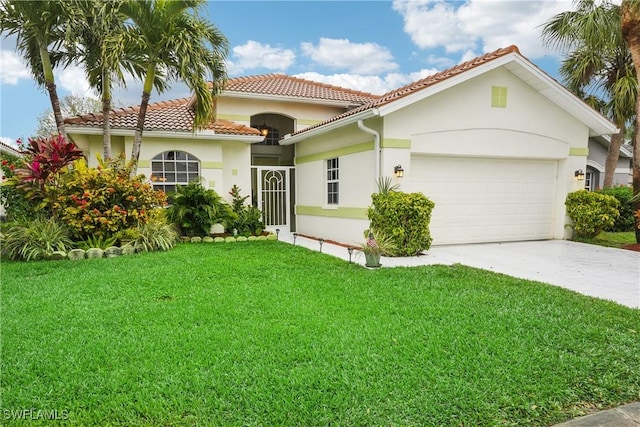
[64,97,261,136]
[217,74,379,105]
[591,135,633,158]
[282,45,617,144]
[0,140,21,156]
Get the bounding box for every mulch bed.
[622,243,640,252]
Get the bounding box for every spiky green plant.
[0,217,73,261]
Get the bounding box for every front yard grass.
[2,242,639,426]
[573,231,636,248]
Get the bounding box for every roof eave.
[280,109,379,146]
[66,126,263,143]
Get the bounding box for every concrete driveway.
[283,234,639,309]
[385,240,640,309]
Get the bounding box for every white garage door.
[410,156,558,245]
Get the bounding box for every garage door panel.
[411,156,557,245]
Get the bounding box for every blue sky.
[0,0,570,146]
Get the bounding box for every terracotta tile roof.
[64,97,261,136]
[290,46,521,136]
[221,74,379,104]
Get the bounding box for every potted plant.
[359,230,394,268]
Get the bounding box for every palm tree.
[68,0,138,160]
[107,0,229,174]
[0,1,77,139]
[621,0,640,242]
[542,0,637,189]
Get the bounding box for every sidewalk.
[551,402,640,426]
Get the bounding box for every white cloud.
[300,38,399,75]
[227,40,296,75]
[0,50,30,84]
[55,64,96,97]
[392,0,568,59]
[294,67,439,96]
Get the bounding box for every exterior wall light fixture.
[575,169,585,181]
[394,165,404,178]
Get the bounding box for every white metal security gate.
[254,167,293,232]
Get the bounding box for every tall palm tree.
[542,0,637,189]
[621,0,640,242]
[69,0,135,160]
[0,1,76,139]
[107,0,229,174]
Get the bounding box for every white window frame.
[150,150,200,193]
[326,157,339,206]
[584,171,593,191]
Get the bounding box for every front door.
[253,167,294,232]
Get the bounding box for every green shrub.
[48,156,166,240]
[77,234,118,250]
[166,181,235,237]
[0,217,73,261]
[367,190,435,256]
[227,185,265,236]
[597,186,635,232]
[565,190,620,238]
[133,210,178,252]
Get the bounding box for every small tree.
[165,181,235,237]
[36,95,103,137]
[226,185,264,237]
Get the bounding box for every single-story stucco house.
[65,45,618,247]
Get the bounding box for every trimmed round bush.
[565,190,620,238]
[597,186,635,232]
[368,190,435,256]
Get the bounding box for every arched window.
[260,126,280,146]
[150,150,200,193]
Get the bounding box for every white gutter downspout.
[357,119,381,181]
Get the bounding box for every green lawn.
[2,242,639,426]
[573,231,637,248]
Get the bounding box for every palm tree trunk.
[102,71,112,160]
[603,125,625,189]
[621,0,640,243]
[40,46,66,139]
[130,65,156,176]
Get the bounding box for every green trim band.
[296,205,368,219]
[201,161,224,169]
[381,138,411,149]
[569,147,589,156]
[217,113,250,122]
[138,160,150,168]
[296,141,374,164]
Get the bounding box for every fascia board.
[280,109,378,146]
[65,126,263,143]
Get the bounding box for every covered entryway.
[252,167,295,233]
[410,156,558,245]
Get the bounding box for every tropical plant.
[565,190,620,238]
[542,0,637,189]
[48,155,167,240]
[0,216,73,261]
[131,209,178,252]
[227,185,264,236]
[106,0,229,173]
[375,176,400,195]
[77,234,118,250]
[66,0,141,159]
[165,181,235,237]
[621,0,640,242]
[0,1,77,138]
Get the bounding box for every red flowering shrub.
[47,156,167,240]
